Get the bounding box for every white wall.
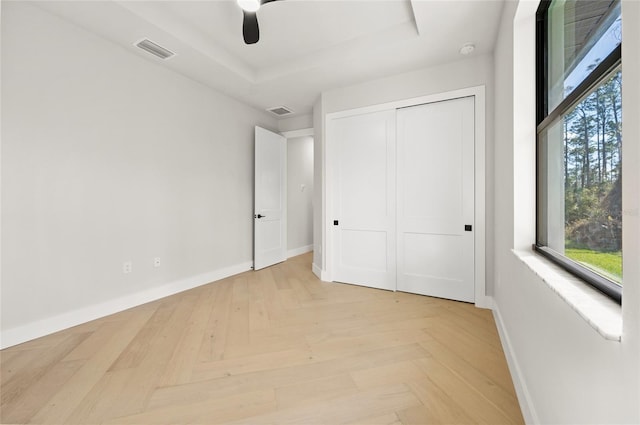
[313,54,495,293]
[286,136,313,256]
[322,54,494,115]
[278,114,313,133]
[492,1,640,423]
[0,2,278,347]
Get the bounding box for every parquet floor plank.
[1,332,89,409]
[0,253,524,424]
[2,359,85,424]
[274,373,358,410]
[419,337,523,422]
[414,357,515,424]
[227,384,421,425]
[158,286,216,387]
[28,307,156,424]
[198,279,233,362]
[404,378,477,424]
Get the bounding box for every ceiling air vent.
[267,106,293,117]
[135,39,175,60]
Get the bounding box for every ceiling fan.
[237,0,281,45]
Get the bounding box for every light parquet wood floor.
[0,253,524,424]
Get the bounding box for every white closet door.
[397,97,475,302]
[331,110,396,291]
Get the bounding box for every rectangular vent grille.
[267,106,293,116]
[135,39,175,60]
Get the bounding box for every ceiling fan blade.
[242,10,259,44]
[260,0,280,4]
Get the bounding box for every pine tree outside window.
[536,0,622,303]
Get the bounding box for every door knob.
[255,214,265,219]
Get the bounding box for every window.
[536,0,622,303]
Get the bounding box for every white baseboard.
[287,244,313,259]
[491,298,539,425]
[312,262,322,280]
[0,261,253,349]
[312,262,332,282]
[475,294,494,310]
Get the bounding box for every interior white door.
[397,97,475,302]
[254,126,286,270]
[331,110,396,291]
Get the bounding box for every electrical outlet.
[153,257,161,267]
[123,261,132,274]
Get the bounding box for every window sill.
[511,249,622,341]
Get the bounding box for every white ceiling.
[34,0,504,118]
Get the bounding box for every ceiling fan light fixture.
[237,0,260,12]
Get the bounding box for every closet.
[328,95,477,303]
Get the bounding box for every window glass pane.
[538,68,622,285]
[547,0,621,112]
